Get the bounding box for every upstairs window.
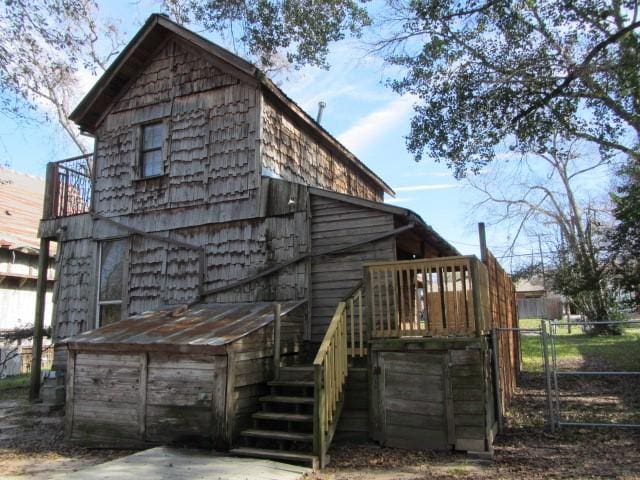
[140,122,165,177]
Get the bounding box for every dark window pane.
[100,304,122,326]
[142,150,163,177]
[100,240,126,301]
[142,123,164,150]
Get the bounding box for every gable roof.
[0,168,46,253]
[70,14,394,196]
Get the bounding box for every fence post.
[273,303,281,380]
[540,320,555,433]
[491,328,503,433]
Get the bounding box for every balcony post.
[29,238,50,401]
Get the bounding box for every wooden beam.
[478,222,488,263]
[273,303,281,380]
[29,238,50,402]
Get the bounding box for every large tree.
[0,0,121,154]
[375,0,640,177]
[610,161,640,307]
[469,136,617,329]
[164,0,371,70]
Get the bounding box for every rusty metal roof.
[0,168,45,253]
[64,301,305,353]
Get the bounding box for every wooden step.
[252,411,313,423]
[268,380,315,388]
[260,395,314,405]
[240,428,313,442]
[279,366,314,381]
[230,446,318,469]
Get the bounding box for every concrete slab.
[45,447,310,480]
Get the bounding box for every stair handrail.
[313,301,348,469]
[344,283,365,357]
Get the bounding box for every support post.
[478,222,488,263]
[29,238,50,402]
[273,303,281,380]
[491,327,503,433]
[540,320,555,432]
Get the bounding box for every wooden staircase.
[230,365,319,468]
[231,285,365,470]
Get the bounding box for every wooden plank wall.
[69,352,143,445]
[145,352,226,446]
[485,250,519,411]
[93,38,259,219]
[310,195,396,342]
[261,101,383,202]
[370,339,494,453]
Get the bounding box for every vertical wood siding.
[310,195,395,341]
[262,101,383,202]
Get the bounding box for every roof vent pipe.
[316,101,326,124]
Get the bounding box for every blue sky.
[1,1,609,267]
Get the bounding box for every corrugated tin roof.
[0,168,45,252]
[64,301,305,352]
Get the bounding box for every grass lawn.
[0,374,30,401]
[517,318,640,372]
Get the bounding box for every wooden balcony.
[43,154,93,219]
[364,256,492,339]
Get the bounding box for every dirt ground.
[1,371,639,479]
[0,397,135,479]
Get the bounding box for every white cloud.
[337,95,415,153]
[393,183,461,192]
[385,197,413,204]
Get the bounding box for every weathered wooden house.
[36,15,518,468]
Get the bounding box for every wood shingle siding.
[262,101,383,202]
[94,40,259,218]
[52,239,96,341]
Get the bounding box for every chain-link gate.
[492,323,555,432]
[546,319,640,430]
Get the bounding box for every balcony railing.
[364,256,491,338]
[44,154,93,219]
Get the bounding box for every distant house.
[0,168,55,375]
[515,275,563,320]
[36,15,519,468]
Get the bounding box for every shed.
[63,301,305,448]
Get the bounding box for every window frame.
[136,119,168,179]
[95,238,128,328]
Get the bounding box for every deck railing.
[45,154,93,219]
[313,301,348,468]
[364,256,491,338]
[312,284,365,467]
[345,284,366,357]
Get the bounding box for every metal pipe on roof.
[316,101,326,124]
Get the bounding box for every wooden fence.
[485,250,519,411]
[365,256,491,338]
